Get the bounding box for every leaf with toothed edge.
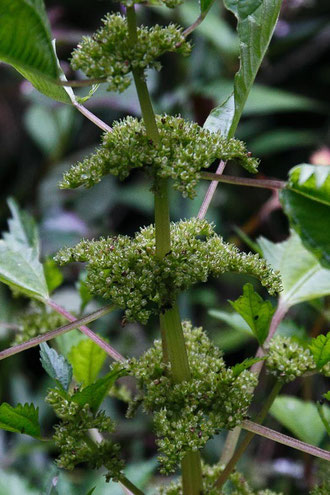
[0,402,41,438]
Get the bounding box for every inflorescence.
[55,218,282,324]
[71,14,191,92]
[266,336,316,383]
[60,115,259,199]
[13,304,68,345]
[158,463,282,494]
[46,387,124,481]
[120,322,258,473]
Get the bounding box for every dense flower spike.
[159,464,282,494]
[60,115,259,198]
[46,387,124,481]
[13,304,68,345]
[120,322,257,472]
[55,219,281,324]
[71,14,191,92]
[266,336,316,383]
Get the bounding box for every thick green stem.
[126,7,203,492]
[215,381,282,489]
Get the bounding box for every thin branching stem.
[242,420,330,461]
[0,304,124,361]
[45,299,125,362]
[198,160,226,219]
[201,172,286,190]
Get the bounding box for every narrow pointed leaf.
[0,0,71,103]
[281,164,330,268]
[40,342,73,390]
[258,232,330,308]
[200,0,216,15]
[72,368,126,413]
[68,338,107,387]
[0,402,41,438]
[0,199,48,299]
[309,333,330,369]
[232,357,265,377]
[229,283,275,344]
[204,0,283,137]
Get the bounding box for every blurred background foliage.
[0,0,329,493]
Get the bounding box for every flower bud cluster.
[13,305,68,345]
[60,115,259,199]
[45,387,124,481]
[122,322,257,473]
[55,219,281,324]
[71,14,191,92]
[266,336,316,383]
[158,463,281,494]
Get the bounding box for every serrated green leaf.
[270,396,330,446]
[43,258,63,294]
[0,199,49,299]
[229,283,275,344]
[68,338,107,387]
[0,402,41,438]
[40,342,73,390]
[281,164,330,268]
[0,0,70,103]
[258,231,330,308]
[72,369,125,413]
[232,357,265,377]
[309,333,330,369]
[205,0,282,137]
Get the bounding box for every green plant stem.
[215,381,282,489]
[126,6,203,492]
[119,476,145,495]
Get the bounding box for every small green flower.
[60,115,259,198]
[122,322,257,472]
[266,336,316,383]
[71,14,191,92]
[55,218,281,324]
[45,387,124,481]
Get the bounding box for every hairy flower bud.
[71,14,191,92]
[266,336,316,383]
[55,218,281,324]
[60,115,259,198]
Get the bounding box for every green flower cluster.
[266,336,316,383]
[310,480,330,495]
[13,304,68,345]
[71,14,191,92]
[158,463,282,494]
[122,322,257,473]
[60,115,259,199]
[46,387,124,481]
[55,219,281,324]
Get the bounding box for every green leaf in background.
[0,0,71,103]
[229,283,275,344]
[281,164,330,269]
[204,93,235,137]
[43,258,63,294]
[0,198,49,299]
[258,231,330,309]
[72,369,125,413]
[76,271,93,313]
[324,391,330,401]
[0,470,39,495]
[200,0,216,15]
[86,489,96,495]
[232,357,265,377]
[270,396,330,446]
[309,332,330,369]
[0,402,41,438]
[204,0,283,137]
[68,338,107,387]
[40,342,73,391]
